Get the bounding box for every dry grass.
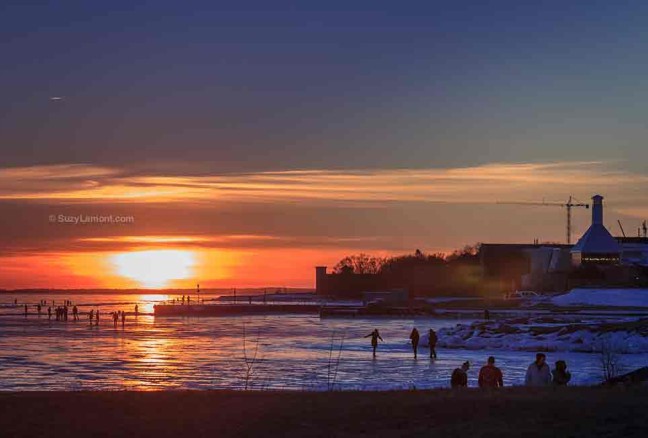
[1,387,647,437]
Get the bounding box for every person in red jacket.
[478,356,504,388]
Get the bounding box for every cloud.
[0,161,646,206]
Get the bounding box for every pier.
[154,303,322,316]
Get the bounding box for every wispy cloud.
[0,161,646,209]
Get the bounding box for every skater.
[552,360,571,386]
[478,356,504,388]
[364,329,383,358]
[409,328,420,359]
[428,329,438,359]
[525,353,551,387]
[451,361,470,388]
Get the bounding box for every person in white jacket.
[525,353,552,386]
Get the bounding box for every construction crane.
[497,196,589,245]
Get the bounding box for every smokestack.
[592,195,603,225]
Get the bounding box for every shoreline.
[1,387,646,437]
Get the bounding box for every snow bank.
[552,288,648,308]
[437,317,648,353]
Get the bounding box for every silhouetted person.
[113,311,118,327]
[478,356,503,388]
[47,307,52,320]
[14,299,17,305]
[63,305,68,321]
[73,306,79,321]
[37,304,42,316]
[134,305,139,317]
[95,309,100,326]
[484,309,490,320]
[451,361,470,388]
[525,353,551,386]
[89,309,94,325]
[182,295,185,305]
[364,329,383,358]
[428,329,438,359]
[552,360,571,386]
[24,304,28,317]
[121,311,125,327]
[409,328,420,358]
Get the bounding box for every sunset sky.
[1,1,647,289]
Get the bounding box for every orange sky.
[0,161,646,289]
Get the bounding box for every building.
[480,243,572,293]
[618,237,648,266]
[571,195,621,266]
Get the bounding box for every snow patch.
[437,317,648,353]
[552,288,648,308]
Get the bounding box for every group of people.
[450,353,572,388]
[111,310,128,327]
[47,305,80,321]
[365,327,572,388]
[20,299,140,329]
[365,327,439,359]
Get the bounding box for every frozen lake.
[1,293,646,391]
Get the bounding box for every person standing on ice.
[409,328,420,358]
[525,353,552,386]
[451,361,470,388]
[365,329,383,358]
[552,360,571,385]
[428,329,438,359]
[478,356,503,388]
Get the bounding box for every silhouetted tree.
[446,244,481,265]
[380,250,446,275]
[333,253,385,274]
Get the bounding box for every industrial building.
[316,194,648,298]
[570,195,621,266]
[482,195,648,293]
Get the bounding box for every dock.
[154,303,322,316]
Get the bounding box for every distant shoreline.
[0,387,646,437]
[0,288,315,295]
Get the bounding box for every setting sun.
[111,250,196,288]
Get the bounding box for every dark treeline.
[331,246,482,297]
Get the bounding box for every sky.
[1,1,647,289]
